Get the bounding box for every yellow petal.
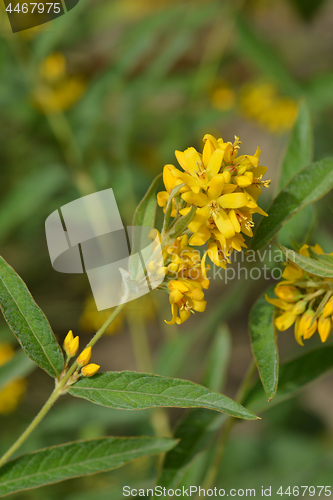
[192,299,207,312]
[208,174,225,200]
[182,191,209,207]
[229,209,241,233]
[188,206,210,233]
[183,147,202,176]
[235,175,252,188]
[189,226,211,246]
[176,309,191,325]
[169,280,189,293]
[218,193,249,209]
[294,316,304,346]
[165,304,178,325]
[206,149,224,180]
[202,139,215,168]
[213,209,235,239]
[282,265,303,281]
[265,295,293,310]
[275,311,296,331]
[221,183,237,194]
[203,133,219,150]
[157,191,169,207]
[170,289,183,304]
[318,315,331,342]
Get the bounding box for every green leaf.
[249,287,279,401]
[130,174,161,278]
[278,101,313,190]
[277,244,333,278]
[244,346,333,412]
[162,183,185,233]
[0,350,35,391]
[0,257,64,378]
[157,409,225,490]
[68,371,258,420]
[0,437,177,497]
[277,101,314,248]
[202,324,231,392]
[0,166,68,244]
[250,158,333,251]
[236,17,301,96]
[166,205,196,240]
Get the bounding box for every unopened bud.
[323,298,333,318]
[67,336,79,357]
[77,347,92,367]
[81,363,100,377]
[63,330,74,352]
[275,285,302,302]
[318,315,331,343]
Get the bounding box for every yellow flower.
[240,82,298,134]
[267,243,333,345]
[81,364,100,377]
[77,347,92,367]
[166,279,207,325]
[33,52,86,113]
[0,344,26,415]
[211,82,236,111]
[158,133,270,267]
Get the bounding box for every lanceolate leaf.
[131,174,161,253]
[243,346,333,412]
[249,287,278,401]
[130,174,161,278]
[157,409,226,490]
[250,158,333,251]
[0,350,35,391]
[278,244,333,278]
[68,371,258,420]
[277,101,315,248]
[278,100,313,191]
[0,437,178,497]
[0,257,64,379]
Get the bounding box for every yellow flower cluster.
[33,53,86,113]
[0,344,26,415]
[239,83,298,134]
[162,235,210,325]
[157,134,270,324]
[266,244,333,345]
[63,331,100,377]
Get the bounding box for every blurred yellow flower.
[239,82,298,134]
[211,82,236,112]
[0,344,26,415]
[33,52,86,113]
[266,244,333,345]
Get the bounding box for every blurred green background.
[0,0,333,498]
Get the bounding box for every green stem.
[199,360,257,494]
[0,301,127,468]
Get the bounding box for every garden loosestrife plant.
[266,244,333,345]
[157,133,270,324]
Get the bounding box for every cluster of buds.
[63,331,100,378]
[156,133,269,325]
[266,244,333,345]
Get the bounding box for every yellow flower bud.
[235,175,252,187]
[275,310,296,331]
[67,336,79,357]
[81,363,100,377]
[282,265,303,281]
[275,285,302,302]
[300,309,317,339]
[77,347,92,367]
[63,330,74,352]
[323,298,333,318]
[318,315,331,343]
